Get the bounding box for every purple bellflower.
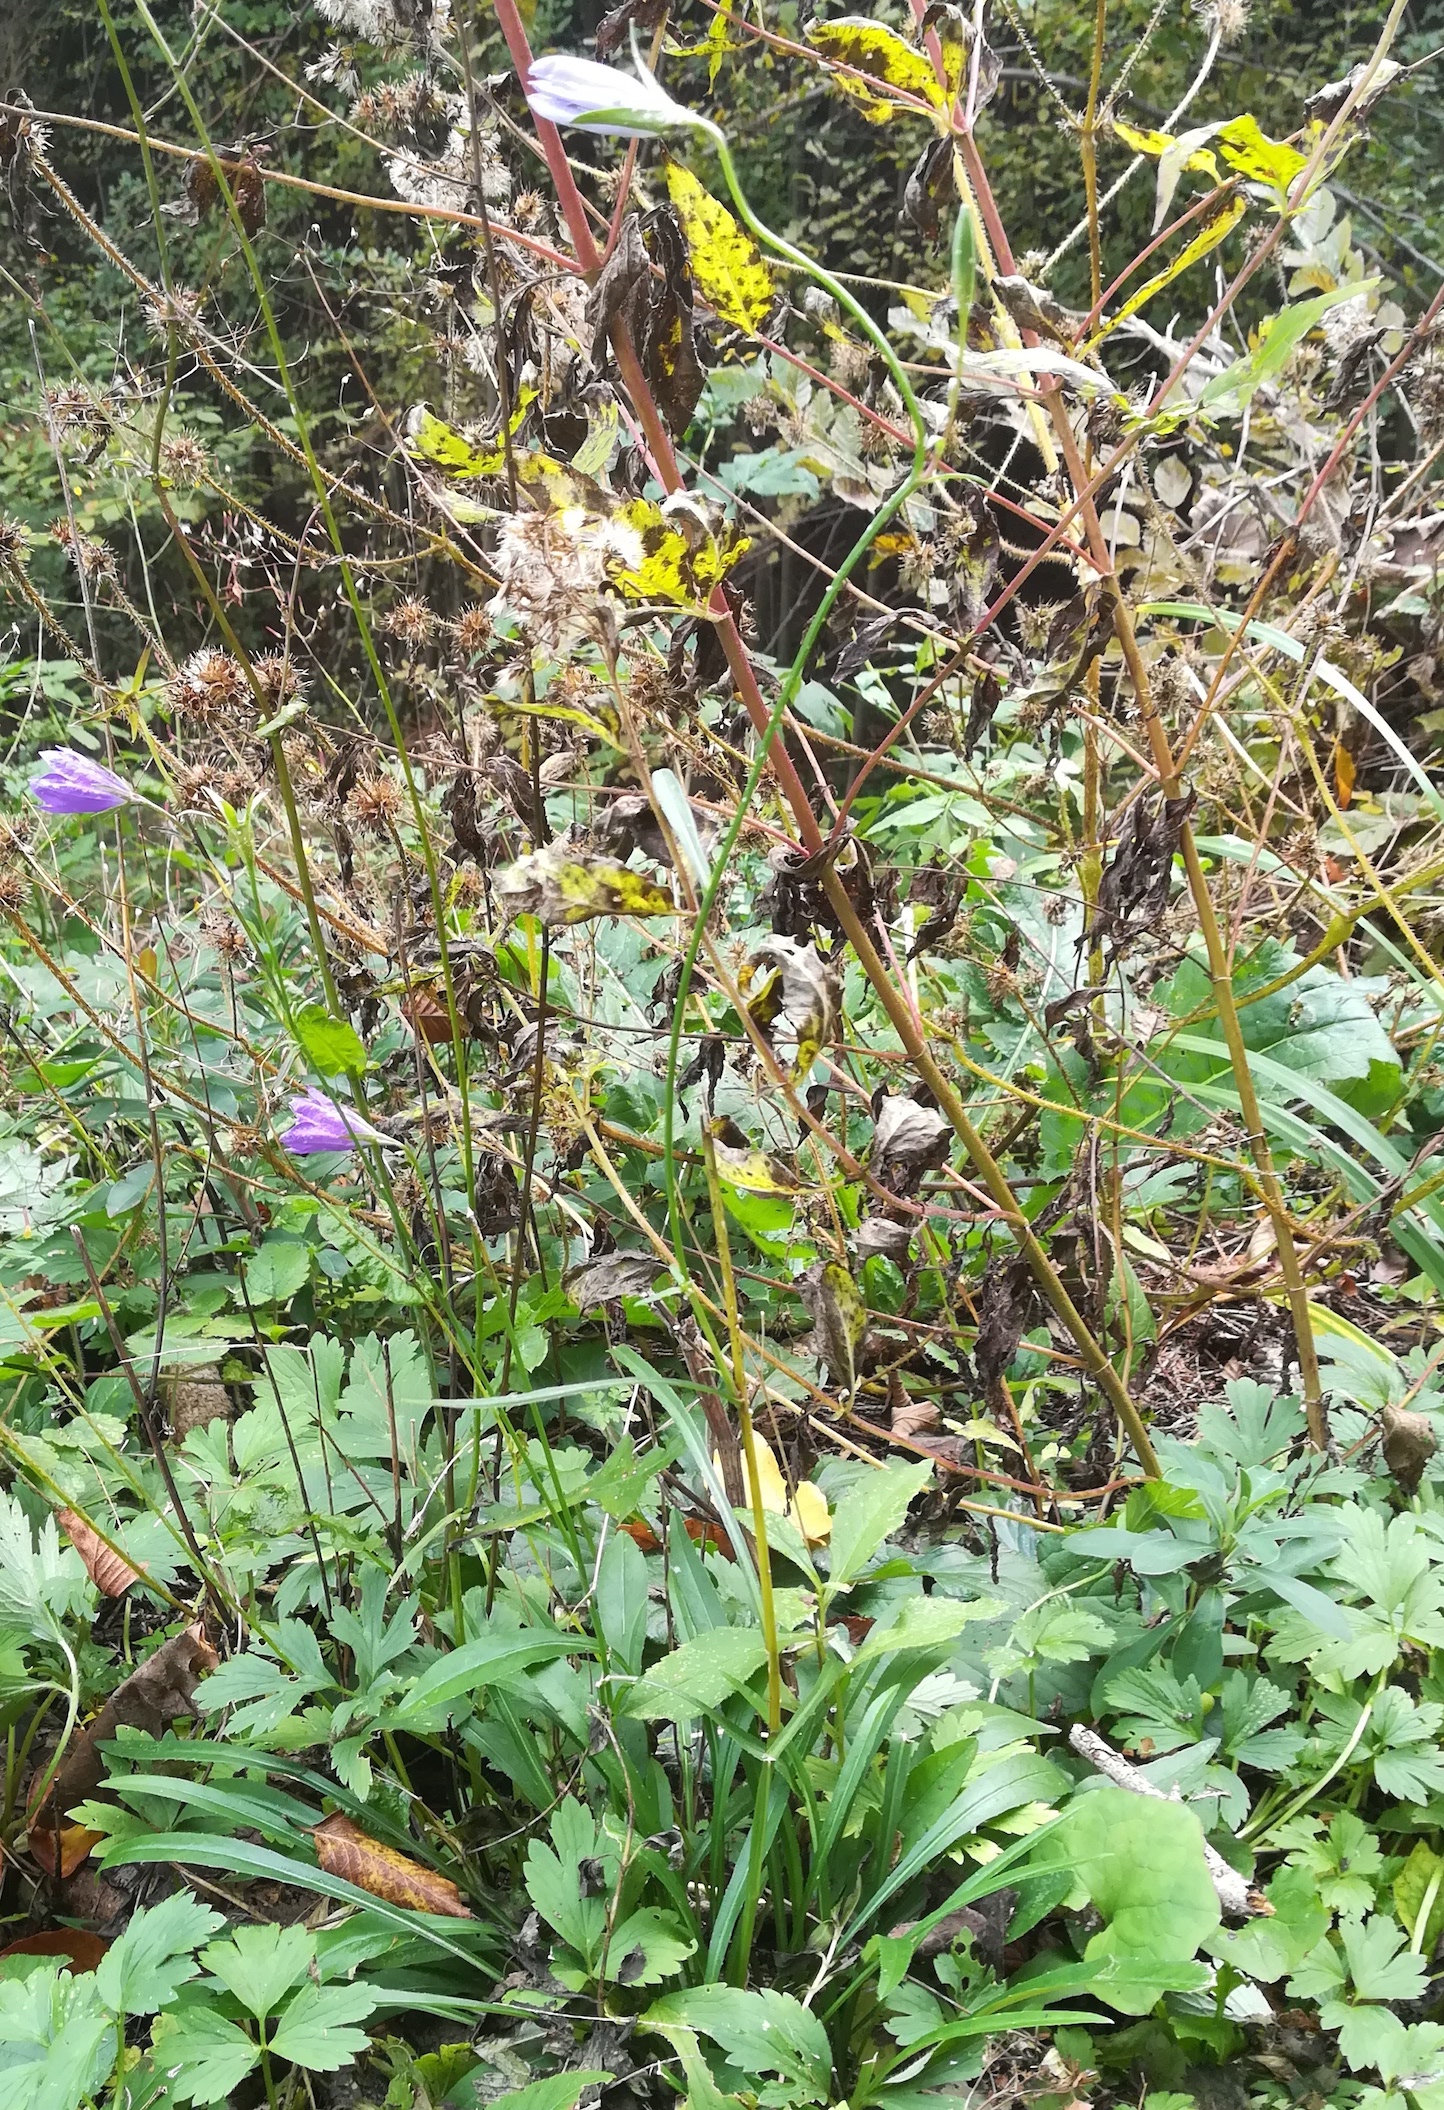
[28,748,133,816]
[280,1087,386,1155]
[525,53,694,138]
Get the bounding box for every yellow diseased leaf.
[663,161,775,332]
[407,406,506,479]
[1112,119,1176,158]
[497,843,678,927]
[612,498,749,607]
[1090,193,1248,347]
[709,1120,804,1196]
[1214,114,1308,193]
[806,17,941,121]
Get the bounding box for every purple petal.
[28,747,132,816]
[525,54,689,136]
[280,1087,382,1154]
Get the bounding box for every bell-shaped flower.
[280,1086,386,1155]
[28,748,133,815]
[525,53,695,138]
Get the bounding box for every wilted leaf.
[870,1097,951,1194]
[567,1252,663,1308]
[739,1433,831,1547]
[24,1823,104,1878]
[1382,1403,1437,1495]
[30,1623,217,1833]
[1091,193,1249,348]
[751,937,840,1078]
[590,212,703,438]
[799,1259,865,1395]
[497,842,678,927]
[663,161,774,332]
[312,1813,472,1919]
[57,1509,140,1597]
[708,1118,804,1195]
[0,1930,109,1974]
[807,17,941,122]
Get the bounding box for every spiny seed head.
[253,653,305,708]
[1016,599,1067,654]
[167,648,250,723]
[145,285,205,344]
[350,772,405,833]
[385,595,437,645]
[202,909,251,960]
[511,189,548,231]
[0,518,29,573]
[453,603,492,654]
[0,866,28,915]
[45,384,106,437]
[161,432,210,489]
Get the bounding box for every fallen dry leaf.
[0,1928,109,1971]
[58,1509,142,1597]
[312,1813,472,1918]
[26,1823,105,1879]
[30,1623,217,1834]
[1383,1401,1438,1496]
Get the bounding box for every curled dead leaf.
[58,1509,142,1598]
[26,1822,105,1879]
[1382,1402,1437,1496]
[30,1623,217,1832]
[0,1928,109,1971]
[312,1813,472,1918]
[497,841,678,928]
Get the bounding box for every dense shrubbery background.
[5,6,1444,2110]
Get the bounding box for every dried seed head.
[384,595,437,645]
[167,648,250,724]
[219,767,260,806]
[1201,0,1250,45]
[350,772,405,834]
[161,431,210,490]
[0,518,29,573]
[1015,599,1067,654]
[0,866,28,915]
[202,908,251,959]
[44,384,107,438]
[453,603,492,654]
[450,864,484,908]
[253,653,305,709]
[50,518,117,582]
[511,189,548,231]
[145,285,205,343]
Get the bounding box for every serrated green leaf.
[95,1891,226,2016]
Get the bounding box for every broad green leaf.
[0,1962,114,2110]
[827,1459,933,1591]
[598,1907,694,1987]
[622,1627,769,1724]
[489,2074,614,2110]
[386,1630,587,1732]
[95,1891,226,2015]
[595,1528,650,1678]
[268,1980,378,2070]
[293,1004,367,1077]
[244,1236,312,1306]
[1197,281,1378,411]
[201,1923,314,2019]
[156,2006,261,2106]
[664,161,774,331]
[1062,1787,1221,2013]
[645,1985,832,2106]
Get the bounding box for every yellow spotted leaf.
[709,1120,803,1196]
[1214,113,1308,193]
[1090,193,1249,347]
[806,17,941,122]
[612,497,749,606]
[497,843,678,927]
[663,161,775,332]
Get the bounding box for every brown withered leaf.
[752,937,841,1079]
[567,1251,663,1309]
[58,1509,141,1598]
[27,1822,105,1879]
[1092,790,1196,967]
[799,1259,866,1396]
[401,986,456,1045]
[30,1623,217,1833]
[595,0,667,59]
[889,1376,941,1440]
[870,1096,951,1196]
[856,1216,914,1266]
[589,211,703,440]
[1383,1402,1437,1495]
[974,1257,1037,1397]
[312,1813,473,1919]
[0,1929,109,1972]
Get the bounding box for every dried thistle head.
[0,518,29,573]
[44,384,107,439]
[253,653,305,710]
[1200,0,1250,44]
[452,603,492,655]
[384,595,437,646]
[510,189,549,232]
[450,864,484,909]
[161,431,210,490]
[167,648,250,725]
[201,908,251,960]
[50,517,117,582]
[0,865,28,916]
[350,771,405,834]
[1015,599,1067,655]
[144,285,205,344]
